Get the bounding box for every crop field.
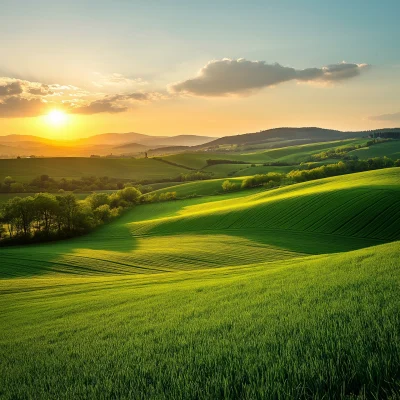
[202,163,294,178]
[0,157,187,182]
[349,140,400,160]
[1,168,399,398]
[162,139,367,169]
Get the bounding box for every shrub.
[222,180,239,192]
[94,204,112,222]
[119,187,141,204]
[159,192,177,201]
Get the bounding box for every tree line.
[0,171,214,194]
[222,157,400,192]
[308,139,390,162]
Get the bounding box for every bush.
[222,180,239,192]
[86,192,110,210]
[119,187,141,204]
[94,204,112,222]
[159,192,177,201]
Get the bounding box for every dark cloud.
[108,92,151,102]
[70,99,128,115]
[28,84,53,96]
[0,81,24,96]
[70,92,161,115]
[369,112,400,122]
[169,59,369,96]
[0,96,49,118]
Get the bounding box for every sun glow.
[46,110,68,126]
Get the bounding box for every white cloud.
[169,59,369,96]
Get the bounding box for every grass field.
[162,139,368,169]
[349,140,400,160]
[1,168,399,398]
[0,157,188,182]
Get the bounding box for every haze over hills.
[0,127,399,158]
[0,132,215,158]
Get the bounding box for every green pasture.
[0,157,187,182]
[0,167,399,398]
[349,140,400,160]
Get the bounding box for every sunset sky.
[1,0,399,139]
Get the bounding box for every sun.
[46,110,68,126]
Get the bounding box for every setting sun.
[46,110,68,126]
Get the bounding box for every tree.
[222,180,239,192]
[119,186,141,204]
[34,193,59,234]
[86,192,110,210]
[3,176,14,186]
[94,204,111,222]
[56,194,78,232]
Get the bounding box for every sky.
[0,0,399,139]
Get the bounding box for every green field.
[162,139,368,169]
[349,140,400,160]
[0,157,188,182]
[1,168,399,398]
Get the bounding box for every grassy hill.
[1,168,399,278]
[349,139,400,160]
[162,139,367,170]
[193,127,399,149]
[0,157,188,182]
[1,168,399,398]
[1,241,399,398]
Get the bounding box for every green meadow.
[163,139,368,169]
[0,157,188,182]
[1,167,400,398]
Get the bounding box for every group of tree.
[0,186,142,245]
[177,171,212,181]
[222,157,400,192]
[0,175,131,194]
[288,157,399,182]
[0,172,214,194]
[309,139,390,162]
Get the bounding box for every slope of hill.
[1,167,398,278]
[193,127,400,150]
[161,139,367,169]
[349,139,400,160]
[0,157,188,182]
[1,237,399,398]
[1,168,400,398]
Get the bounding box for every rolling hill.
[1,167,399,277]
[193,127,400,150]
[0,157,188,182]
[0,167,399,398]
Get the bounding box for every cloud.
[0,96,49,118]
[70,91,164,115]
[69,99,128,115]
[369,112,400,122]
[92,72,148,88]
[28,84,53,96]
[0,75,163,117]
[0,81,24,96]
[169,59,369,96]
[108,92,165,102]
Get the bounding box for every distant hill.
[193,127,400,149]
[0,132,216,158]
[77,133,215,147]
